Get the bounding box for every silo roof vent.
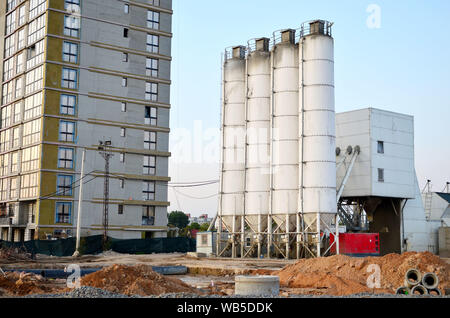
[309,20,325,35]
[255,38,270,52]
[232,46,246,59]
[281,29,296,44]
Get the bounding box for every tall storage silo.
[298,20,337,256]
[219,46,247,257]
[245,38,271,256]
[271,30,299,258]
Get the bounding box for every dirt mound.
[0,247,32,262]
[0,272,58,296]
[80,264,201,296]
[275,252,450,296]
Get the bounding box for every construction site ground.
[0,251,449,298]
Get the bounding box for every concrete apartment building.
[0,0,172,241]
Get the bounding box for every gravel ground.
[14,287,449,298]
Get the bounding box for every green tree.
[168,211,189,229]
[188,222,201,230]
[199,223,210,232]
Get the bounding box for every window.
[22,119,41,145]
[142,181,155,201]
[147,10,160,29]
[25,65,44,94]
[142,206,155,225]
[146,58,158,77]
[378,168,384,182]
[55,202,72,224]
[124,4,129,14]
[60,121,76,142]
[16,52,24,73]
[17,29,25,50]
[63,42,78,63]
[123,28,129,38]
[18,6,26,25]
[7,0,17,13]
[9,177,18,199]
[146,34,159,53]
[65,0,80,10]
[122,52,128,62]
[6,12,16,34]
[120,153,125,163]
[28,15,45,44]
[122,77,127,87]
[145,106,157,125]
[58,147,74,169]
[11,127,20,148]
[0,180,8,201]
[62,68,78,89]
[21,146,40,172]
[24,92,42,120]
[57,175,73,196]
[0,130,11,152]
[60,94,76,115]
[148,0,160,6]
[143,155,156,175]
[145,82,158,101]
[118,204,124,215]
[29,0,46,20]
[0,154,9,177]
[15,77,23,98]
[20,172,38,198]
[121,102,127,112]
[144,131,156,150]
[2,82,13,105]
[377,141,384,154]
[120,127,126,137]
[64,15,80,37]
[1,106,11,128]
[27,40,45,70]
[119,179,125,189]
[13,102,21,123]
[3,58,14,81]
[4,35,16,58]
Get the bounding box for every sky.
[168,0,450,217]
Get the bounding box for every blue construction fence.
[0,235,196,257]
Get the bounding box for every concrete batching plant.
[218,20,337,259]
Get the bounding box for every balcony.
[0,216,12,226]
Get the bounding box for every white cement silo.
[271,30,299,257]
[298,20,337,256]
[219,46,247,256]
[245,38,271,256]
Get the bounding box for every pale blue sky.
[169,0,450,216]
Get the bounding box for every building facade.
[0,0,172,241]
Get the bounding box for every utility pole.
[73,148,86,257]
[98,140,113,246]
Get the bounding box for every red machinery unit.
[330,233,380,257]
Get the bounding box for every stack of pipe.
[396,268,441,296]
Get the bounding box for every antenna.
[98,139,114,246]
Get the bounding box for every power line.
[169,179,219,185]
[172,188,218,200]
[39,170,97,200]
[169,181,219,188]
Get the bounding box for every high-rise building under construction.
[0,0,172,241]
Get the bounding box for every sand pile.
[275,252,449,296]
[0,271,57,296]
[80,264,201,296]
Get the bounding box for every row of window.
[55,202,156,225]
[123,4,160,30]
[0,172,38,200]
[0,147,39,177]
[0,119,41,152]
[4,14,46,59]
[2,66,43,106]
[3,39,45,83]
[5,0,46,35]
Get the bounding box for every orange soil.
[275,252,450,296]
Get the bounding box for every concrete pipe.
[404,268,422,288]
[421,272,439,290]
[411,285,428,296]
[235,275,280,296]
[395,286,411,295]
[428,288,442,296]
